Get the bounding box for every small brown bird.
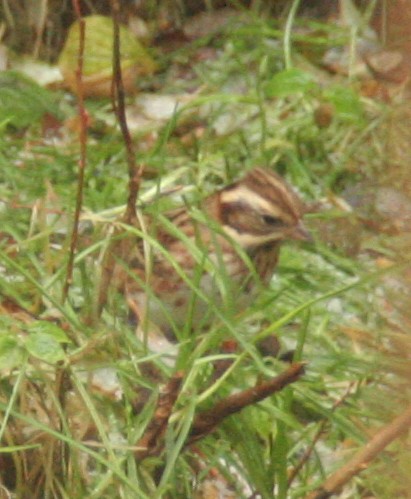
[107,167,311,346]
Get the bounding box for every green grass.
[0,6,410,499]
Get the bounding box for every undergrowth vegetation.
[0,3,410,498]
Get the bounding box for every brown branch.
[62,0,88,303]
[135,372,184,460]
[288,381,357,486]
[189,362,305,443]
[306,403,411,499]
[110,0,142,224]
[134,364,304,461]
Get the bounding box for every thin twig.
[306,403,411,499]
[110,0,143,224]
[97,2,144,314]
[60,0,87,484]
[62,0,88,303]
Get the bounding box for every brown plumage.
[104,167,311,340]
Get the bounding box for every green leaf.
[324,85,364,123]
[58,15,156,78]
[25,332,66,364]
[265,68,317,97]
[0,336,24,371]
[26,321,70,343]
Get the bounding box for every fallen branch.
[306,403,411,499]
[134,363,304,460]
[189,362,305,443]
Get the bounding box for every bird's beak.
[289,221,313,242]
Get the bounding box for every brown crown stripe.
[243,168,302,221]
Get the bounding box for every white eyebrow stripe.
[220,185,282,216]
[222,225,283,246]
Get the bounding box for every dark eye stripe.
[262,215,284,227]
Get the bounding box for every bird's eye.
[262,214,283,226]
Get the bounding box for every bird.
[105,167,311,351]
